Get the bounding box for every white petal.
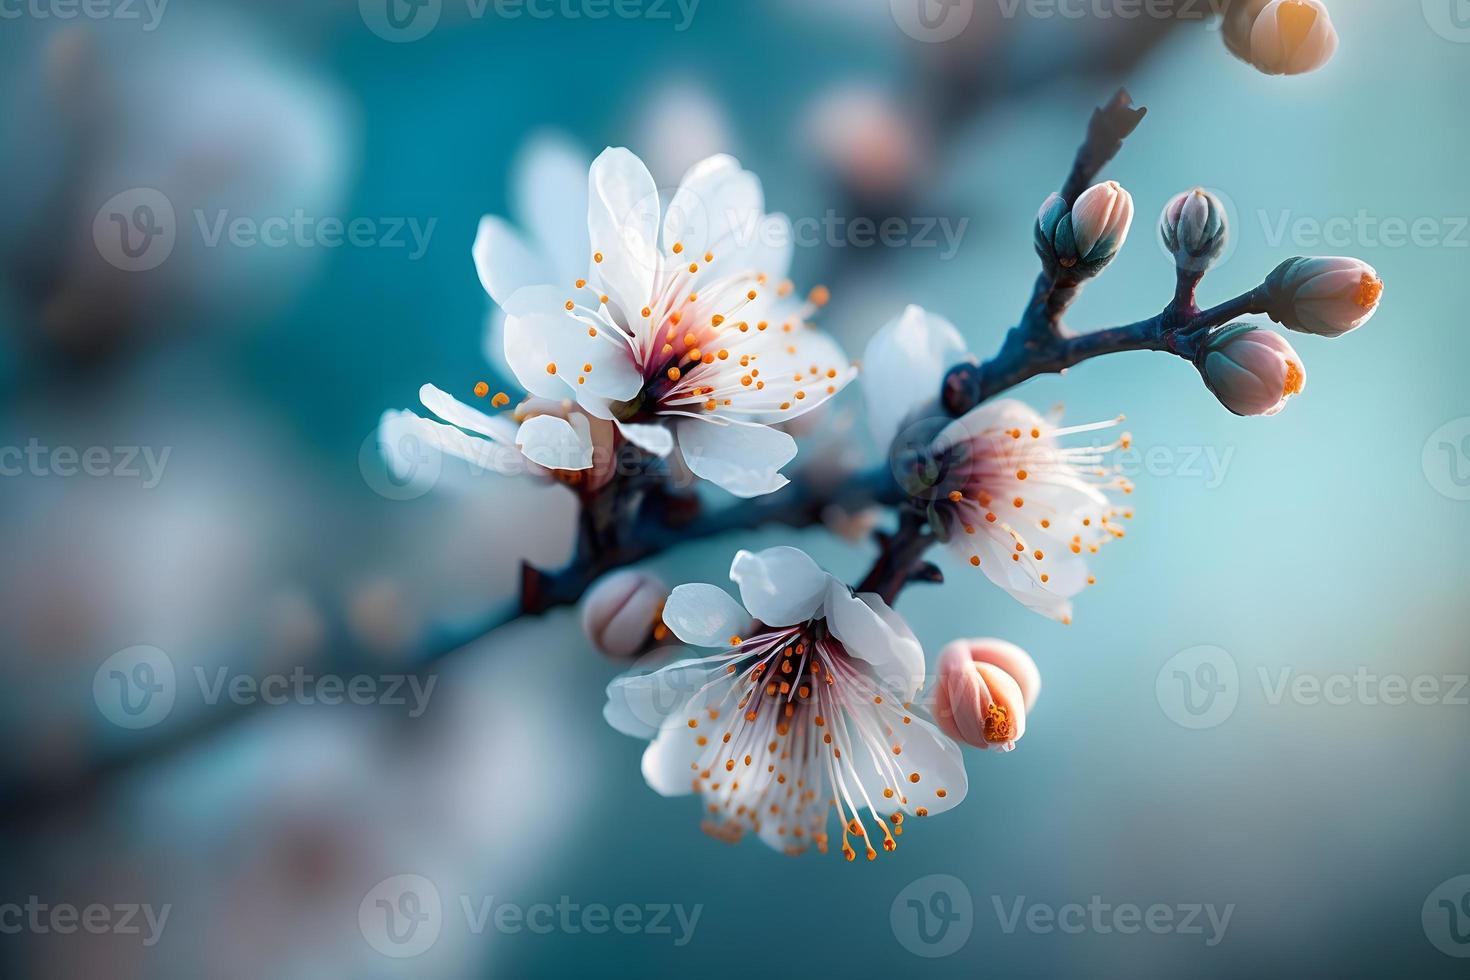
[472,215,552,307]
[663,154,764,278]
[824,583,925,702]
[743,212,795,281]
[862,710,968,816]
[419,383,517,442]
[604,655,716,740]
[503,285,642,405]
[661,583,751,647]
[513,132,591,284]
[482,306,511,380]
[639,671,734,796]
[379,410,509,478]
[675,417,795,499]
[516,414,593,471]
[728,546,829,627]
[862,305,969,450]
[587,147,661,324]
[615,418,675,457]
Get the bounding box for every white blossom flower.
[604,547,967,859]
[863,306,1131,623]
[380,384,615,491]
[477,147,857,498]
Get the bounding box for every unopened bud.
[1264,256,1384,338]
[1224,0,1338,76]
[1197,324,1306,417]
[1035,181,1134,278]
[1160,188,1228,273]
[933,639,1041,752]
[581,570,669,660]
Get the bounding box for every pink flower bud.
[1198,325,1306,417]
[1225,0,1338,76]
[933,639,1041,752]
[581,570,669,660]
[1160,188,1228,272]
[1069,180,1134,265]
[1265,256,1384,338]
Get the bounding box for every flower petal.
[615,418,675,457]
[862,305,969,450]
[638,670,736,796]
[604,654,719,740]
[662,583,751,647]
[516,414,593,471]
[728,546,829,627]
[587,147,661,325]
[513,132,591,284]
[503,285,643,406]
[663,154,765,279]
[473,215,552,308]
[824,583,925,702]
[419,383,517,442]
[675,417,795,499]
[378,410,510,478]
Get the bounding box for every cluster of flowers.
[382,132,1381,858]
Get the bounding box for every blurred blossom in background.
[0,2,1467,978]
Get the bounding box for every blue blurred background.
[1,2,1467,977]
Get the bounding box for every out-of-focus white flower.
[634,77,737,187]
[1160,188,1229,273]
[476,148,856,498]
[604,546,966,859]
[861,305,970,452]
[475,133,594,379]
[1223,0,1338,76]
[1265,256,1384,338]
[1198,324,1307,417]
[581,570,669,659]
[863,307,1132,624]
[380,385,617,491]
[1035,181,1135,276]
